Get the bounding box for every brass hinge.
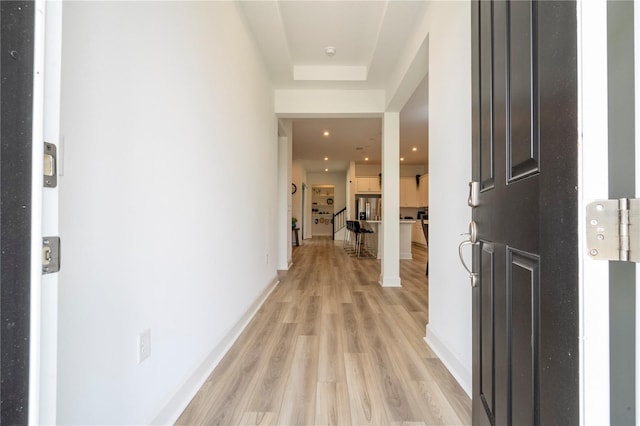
[42,237,60,274]
[586,198,639,263]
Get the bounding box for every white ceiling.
[238,1,429,172]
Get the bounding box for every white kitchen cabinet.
[400,177,418,207]
[356,176,381,193]
[418,174,428,207]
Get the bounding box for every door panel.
[479,0,495,191]
[508,1,539,182]
[508,249,539,426]
[471,1,578,425]
[479,242,495,423]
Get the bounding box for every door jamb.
[635,0,640,423]
[578,0,611,424]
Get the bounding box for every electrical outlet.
[137,329,151,363]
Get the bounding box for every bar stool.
[360,221,375,257]
[344,220,357,253]
[353,221,374,257]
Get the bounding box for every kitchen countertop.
[366,219,416,224]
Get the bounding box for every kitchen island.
[364,219,415,260]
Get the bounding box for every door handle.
[459,221,478,287]
[468,181,480,207]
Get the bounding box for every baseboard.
[150,275,279,425]
[425,325,472,397]
[379,274,402,287]
[399,250,413,260]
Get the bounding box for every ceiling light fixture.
[323,131,330,137]
[325,168,329,172]
[325,46,336,57]
[400,157,405,161]
[365,157,369,161]
[324,156,328,161]
[412,147,417,152]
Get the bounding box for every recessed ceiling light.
[365,157,369,161]
[400,157,405,161]
[325,168,329,172]
[324,156,328,161]
[412,147,417,152]
[323,131,330,137]
[325,46,336,57]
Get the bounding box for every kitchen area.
[352,168,428,259]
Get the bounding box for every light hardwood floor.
[177,237,471,425]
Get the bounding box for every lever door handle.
[459,221,479,287]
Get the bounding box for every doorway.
[311,185,335,237]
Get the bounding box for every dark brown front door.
[471,1,579,425]
[1,1,35,423]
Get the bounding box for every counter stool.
[353,221,374,257]
[344,220,357,253]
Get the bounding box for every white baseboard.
[400,250,413,260]
[379,274,402,287]
[150,276,279,425]
[425,325,472,397]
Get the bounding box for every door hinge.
[44,142,57,188]
[586,198,639,263]
[42,236,60,274]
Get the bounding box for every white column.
[277,135,291,270]
[380,112,401,287]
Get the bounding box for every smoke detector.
[325,46,336,57]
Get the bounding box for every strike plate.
[44,142,57,188]
[42,236,60,274]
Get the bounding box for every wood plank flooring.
[177,237,471,425]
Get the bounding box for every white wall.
[420,1,473,395]
[58,2,277,424]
